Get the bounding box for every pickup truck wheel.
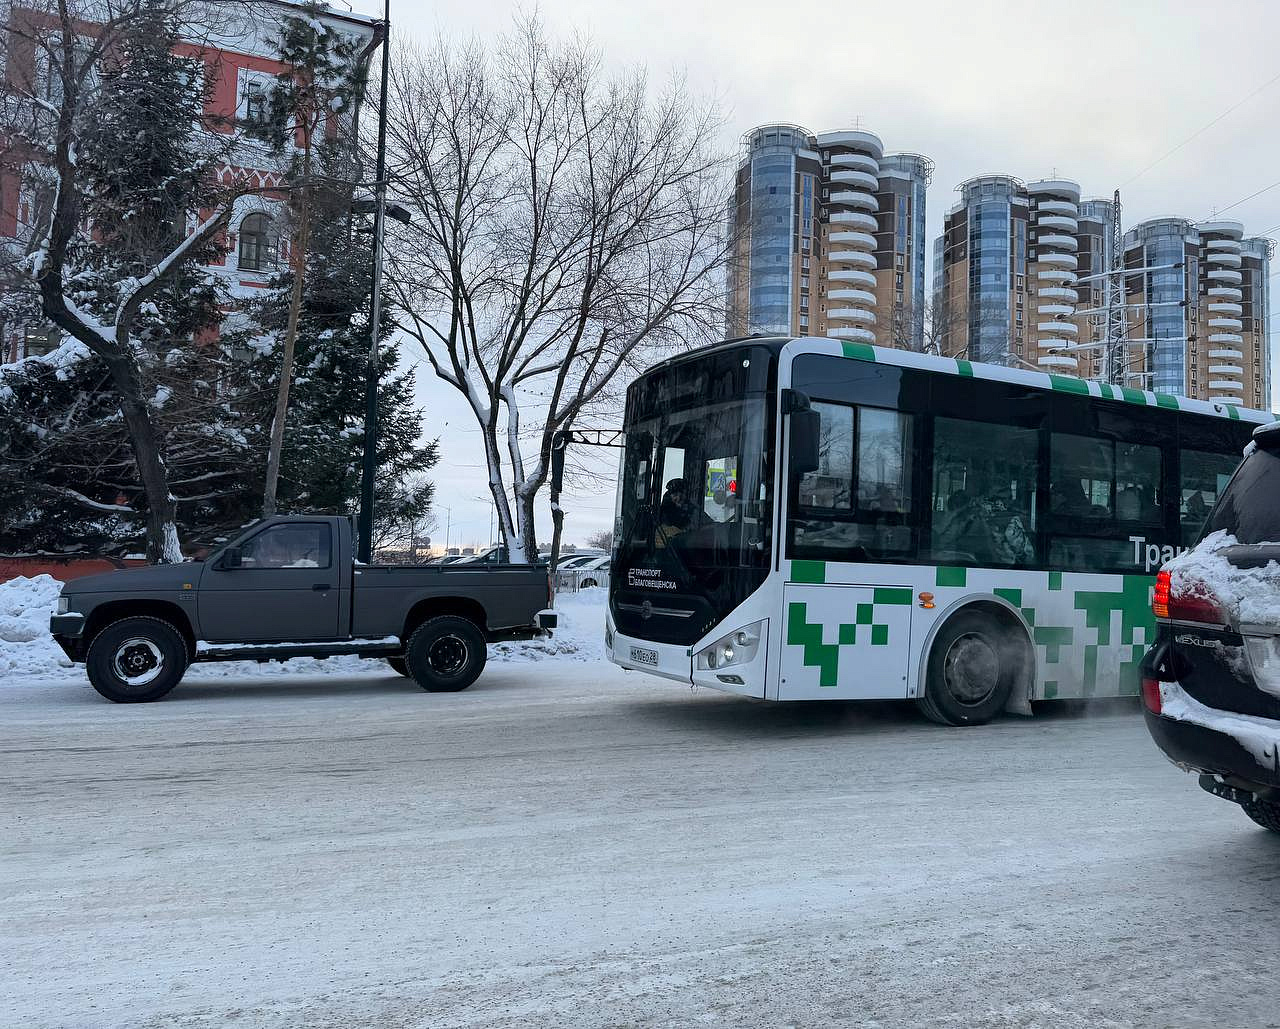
[386,657,410,677]
[1242,799,1280,834]
[405,616,486,692]
[85,616,189,703]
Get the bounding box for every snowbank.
[1166,530,1280,625]
[0,575,608,685]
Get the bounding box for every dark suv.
[1142,421,1280,834]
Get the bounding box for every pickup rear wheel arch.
[84,600,196,661]
[402,597,488,644]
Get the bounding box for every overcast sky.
[344,0,1280,549]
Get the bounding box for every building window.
[238,213,274,271]
[802,257,810,271]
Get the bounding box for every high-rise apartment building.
[935,175,1100,373]
[726,124,931,349]
[1122,218,1272,408]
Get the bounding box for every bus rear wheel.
[919,610,1017,726]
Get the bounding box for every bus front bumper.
[605,620,692,684]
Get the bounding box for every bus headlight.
[696,621,764,671]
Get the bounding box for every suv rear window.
[1200,446,1280,545]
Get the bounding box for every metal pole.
[357,0,391,564]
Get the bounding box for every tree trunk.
[262,146,313,517]
[514,489,538,566]
[117,391,181,563]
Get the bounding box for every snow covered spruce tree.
[0,0,258,561]
[384,18,732,563]
[249,139,439,549]
[248,3,438,548]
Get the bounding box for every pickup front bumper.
[50,612,86,663]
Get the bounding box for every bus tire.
[919,610,1017,726]
[405,616,487,692]
[85,616,189,703]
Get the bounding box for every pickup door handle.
[312,583,332,592]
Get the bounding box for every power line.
[1209,178,1280,220]
[1122,70,1280,187]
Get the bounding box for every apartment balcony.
[828,288,876,305]
[827,268,878,288]
[1207,250,1242,267]
[1037,268,1076,283]
[828,210,879,232]
[828,169,879,191]
[1036,214,1078,232]
[1208,333,1244,344]
[828,189,878,211]
[1208,317,1243,330]
[1038,303,1075,317]
[1037,199,1078,217]
[1037,337,1076,351]
[826,325,877,343]
[1037,251,1079,269]
[829,230,876,251]
[1207,302,1243,315]
[1038,286,1078,302]
[1209,380,1244,392]
[1208,286,1243,300]
[1038,354,1079,370]
[1037,321,1079,335]
[827,307,876,325]
[1218,396,1245,406]
[1208,365,1243,376]
[1208,348,1244,360]
[1207,268,1243,283]
[1037,233,1078,251]
[827,249,877,269]
[828,152,880,175]
[1206,238,1242,251]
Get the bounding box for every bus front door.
[779,582,914,700]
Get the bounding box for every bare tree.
[383,18,731,562]
[0,0,264,561]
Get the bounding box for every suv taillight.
[1154,570,1227,625]
[1152,570,1170,618]
[1140,676,1162,714]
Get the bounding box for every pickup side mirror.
[220,546,242,569]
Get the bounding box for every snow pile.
[1166,530,1280,625]
[491,587,606,663]
[0,575,74,679]
[1158,680,1280,769]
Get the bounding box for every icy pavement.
[3,664,1280,1027]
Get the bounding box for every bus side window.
[1179,449,1241,546]
[930,417,1038,567]
[798,402,853,509]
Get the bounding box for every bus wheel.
[919,610,1016,726]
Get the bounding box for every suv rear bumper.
[1144,683,1280,794]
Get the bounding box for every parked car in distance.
[49,516,555,704]
[1141,421,1280,834]
[574,555,611,589]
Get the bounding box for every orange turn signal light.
[918,592,935,609]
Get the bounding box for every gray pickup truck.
[49,515,556,703]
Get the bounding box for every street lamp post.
[356,0,391,564]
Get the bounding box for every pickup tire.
[405,616,487,692]
[386,657,410,677]
[85,616,189,703]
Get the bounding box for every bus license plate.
[630,646,659,666]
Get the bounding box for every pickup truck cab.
[50,515,556,703]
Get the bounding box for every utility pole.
[1103,188,1129,386]
[356,0,391,564]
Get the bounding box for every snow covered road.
[4,663,1279,1027]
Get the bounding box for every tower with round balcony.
[1198,220,1247,405]
[1026,180,1083,373]
[815,130,884,345]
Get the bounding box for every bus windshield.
[613,352,775,645]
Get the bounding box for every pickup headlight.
[56,596,70,614]
[695,620,764,671]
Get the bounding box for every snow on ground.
[0,574,606,684]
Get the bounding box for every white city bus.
[605,336,1272,724]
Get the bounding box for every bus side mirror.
[789,409,821,476]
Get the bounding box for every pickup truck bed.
[50,515,556,703]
